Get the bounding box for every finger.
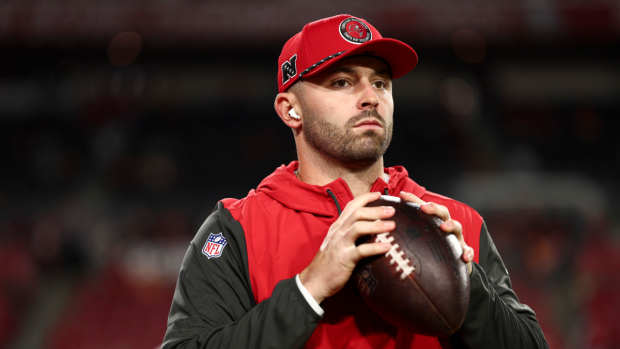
[421,202,450,221]
[341,192,382,218]
[440,219,474,263]
[462,243,474,263]
[339,192,390,228]
[321,216,394,252]
[355,242,391,262]
[323,192,383,250]
[400,191,451,221]
[346,220,395,242]
[350,205,395,222]
[440,219,463,240]
[399,191,425,205]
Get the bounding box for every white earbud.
[288,109,301,120]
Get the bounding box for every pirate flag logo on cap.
[339,17,372,44]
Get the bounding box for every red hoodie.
[164,161,547,349]
[223,161,482,348]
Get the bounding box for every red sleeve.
[419,192,482,264]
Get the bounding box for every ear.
[274,92,302,129]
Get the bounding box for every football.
[354,195,470,337]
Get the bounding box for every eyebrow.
[328,66,392,78]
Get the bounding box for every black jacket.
[163,162,548,348]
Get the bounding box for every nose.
[357,80,379,111]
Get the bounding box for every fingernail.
[466,247,474,261]
[383,206,395,214]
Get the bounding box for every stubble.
[303,109,393,166]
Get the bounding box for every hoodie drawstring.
[326,187,390,215]
[326,189,342,215]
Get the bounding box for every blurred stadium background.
[1,1,619,348]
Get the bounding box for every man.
[162,14,548,348]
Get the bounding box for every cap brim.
[302,38,418,80]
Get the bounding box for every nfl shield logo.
[202,233,227,259]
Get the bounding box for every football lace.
[376,232,415,279]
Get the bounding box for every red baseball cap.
[277,14,418,92]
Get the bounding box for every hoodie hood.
[256,161,426,217]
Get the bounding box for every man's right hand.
[299,191,395,304]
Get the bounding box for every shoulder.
[202,190,285,247]
[218,189,276,224]
[189,198,254,266]
[192,201,239,247]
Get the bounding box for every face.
[293,56,394,166]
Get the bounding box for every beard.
[303,109,393,166]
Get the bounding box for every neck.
[296,146,385,198]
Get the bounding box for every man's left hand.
[400,191,474,275]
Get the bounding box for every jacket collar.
[256,161,426,218]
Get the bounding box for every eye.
[331,78,351,88]
[373,79,390,89]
